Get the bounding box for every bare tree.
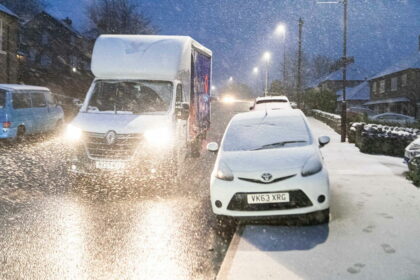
[87,0,157,36]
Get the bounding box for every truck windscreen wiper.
[252,140,307,151]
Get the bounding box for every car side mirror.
[249,105,254,111]
[207,142,219,152]
[176,102,189,120]
[318,136,330,147]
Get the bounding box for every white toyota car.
[207,109,331,223]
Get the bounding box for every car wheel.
[310,209,330,225]
[15,126,26,143]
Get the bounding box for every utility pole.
[297,18,303,108]
[341,0,348,142]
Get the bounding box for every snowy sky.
[46,0,420,88]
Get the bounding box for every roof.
[26,11,81,38]
[0,84,50,91]
[307,63,367,89]
[336,81,370,101]
[0,4,18,18]
[91,35,212,79]
[364,97,409,105]
[369,52,420,80]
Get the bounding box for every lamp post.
[262,52,271,96]
[317,0,349,142]
[275,23,287,83]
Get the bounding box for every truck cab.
[65,35,212,177]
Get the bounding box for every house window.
[41,32,49,45]
[28,48,37,62]
[69,55,78,67]
[372,82,377,95]
[391,77,398,91]
[401,73,407,87]
[40,54,52,67]
[0,19,4,53]
[379,80,385,94]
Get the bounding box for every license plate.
[247,192,290,204]
[95,160,126,170]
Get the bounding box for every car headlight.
[144,127,173,147]
[65,124,82,142]
[216,161,234,181]
[301,156,323,177]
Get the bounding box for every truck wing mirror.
[176,102,190,120]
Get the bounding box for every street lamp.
[275,23,287,83]
[317,0,348,142]
[262,52,271,96]
[228,76,233,83]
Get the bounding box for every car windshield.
[87,80,173,114]
[256,99,287,104]
[0,90,5,108]
[223,115,311,151]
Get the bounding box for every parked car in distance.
[0,84,64,142]
[249,95,292,111]
[404,137,420,164]
[207,109,331,223]
[369,112,416,125]
[347,106,376,118]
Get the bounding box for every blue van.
[0,84,64,142]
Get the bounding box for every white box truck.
[65,35,212,178]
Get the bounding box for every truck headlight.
[144,127,172,147]
[216,161,234,181]
[301,156,323,177]
[65,124,82,142]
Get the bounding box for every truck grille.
[84,132,142,160]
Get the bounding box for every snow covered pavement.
[217,117,420,280]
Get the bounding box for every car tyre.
[12,126,26,143]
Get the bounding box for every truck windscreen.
[87,80,172,114]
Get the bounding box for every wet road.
[0,101,249,280]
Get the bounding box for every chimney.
[63,17,72,26]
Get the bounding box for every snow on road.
[217,117,420,280]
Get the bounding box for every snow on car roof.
[256,95,289,101]
[0,84,50,91]
[231,108,304,122]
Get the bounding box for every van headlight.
[301,156,323,177]
[65,124,82,142]
[216,161,234,181]
[144,127,172,147]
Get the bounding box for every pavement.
[217,117,420,280]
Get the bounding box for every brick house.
[365,52,420,117]
[0,4,18,83]
[18,11,94,98]
[306,63,366,94]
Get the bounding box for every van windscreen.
[87,80,173,114]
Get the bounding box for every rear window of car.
[13,92,32,109]
[31,92,47,107]
[223,115,312,151]
[0,90,6,108]
[256,99,287,104]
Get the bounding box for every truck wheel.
[190,139,201,158]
